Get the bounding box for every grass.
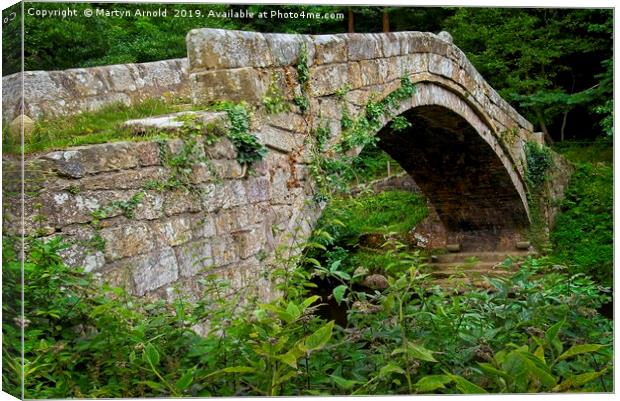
[322,190,428,238]
[2,97,199,155]
[349,144,405,184]
[549,140,613,286]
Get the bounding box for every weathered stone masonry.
[2,58,190,121]
[2,29,571,300]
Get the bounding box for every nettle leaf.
[286,302,301,321]
[379,363,406,378]
[477,363,509,379]
[143,343,160,367]
[414,375,452,393]
[279,345,305,369]
[333,285,347,305]
[175,370,194,391]
[446,373,488,394]
[303,320,334,351]
[302,295,320,309]
[557,344,606,361]
[553,369,607,391]
[331,375,361,390]
[392,342,437,362]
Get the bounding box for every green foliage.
[524,141,553,188]
[445,8,612,140]
[220,103,267,168]
[2,217,612,398]
[92,191,145,220]
[390,115,412,132]
[296,43,310,88]
[293,95,310,112]
[263,74,291,115]
[319,191,428,239]
[549,144,612,286]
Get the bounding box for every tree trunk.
[348,8,354,33]
[534,108,554,145]
[560,110,569,142]
[382,8,390,32]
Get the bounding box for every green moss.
[3,98,197,155]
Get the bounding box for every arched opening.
[376,105,530,251]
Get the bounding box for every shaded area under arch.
[376,105,530,251]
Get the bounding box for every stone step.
[431,268,515,279]
[425,277,499,292]
[429,261,516,271]
[432,251,533,264]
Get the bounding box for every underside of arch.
[376,104,530,251]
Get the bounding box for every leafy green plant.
[524,141,553,188]
[224,104,268,169]
[263,73,291,115]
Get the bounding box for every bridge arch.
[5,29,572,299]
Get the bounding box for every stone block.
[163,190,202,216]
[317,97,343,120]
[264,112,308,134]
[214,207,248,235]
[200,180,246,212]
[101,221,155,261]
[205,137,237,159]
[152,215,192,246]
[380,32,401,57]
[78,167,167,191]
[186,28,273,69]
[189,213,217,239]
[264,33,315,66]
[190,68,268,104]
[398,53,428,76]
[175,239,214,277]
[211,160,244,179]
[310,63,349,97]
[245,176,271,203]
[347,62,363,89]
[346,33,383,60]
[232,225,265,259]
[313,34,347,64]
[257,125,305,153]
[190,162,216,184]
[428,54,455,80]
[131,247,179,296]
[211,234,239,266]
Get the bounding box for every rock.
[362,274,389,290]
[438,31,454,44]
[9,114,35,142]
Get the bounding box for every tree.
[445,8,613,142]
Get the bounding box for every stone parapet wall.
[2,119,321,301]
[2,58,190,122]
[187,29,534,137]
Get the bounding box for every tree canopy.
[2,4,613,140]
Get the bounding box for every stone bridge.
[2,29,571,301]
